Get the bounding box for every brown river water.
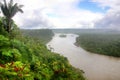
[47,34,120,80]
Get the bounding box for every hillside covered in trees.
[76,33,120,57]
[21,29,54,44]
[0,0,85,80]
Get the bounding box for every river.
[47,34,120,80]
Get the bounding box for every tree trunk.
[5,18,11,34]
[8,18,11,33]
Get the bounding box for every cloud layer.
[1,0,119,29]
[13,0,103,29]
[93,0,120,29]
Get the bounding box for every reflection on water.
[47,34,120,80]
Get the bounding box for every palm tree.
[0,0,23,33]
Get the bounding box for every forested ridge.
[0,0,85,80]
[21,29,54,44]
[76,33,120,57]
[0,34,85,80]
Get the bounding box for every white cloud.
[45,4,103,28]
[92,0,120,29]
[92,0,120,8]
[3,0,120,29]
[2,0,104,29]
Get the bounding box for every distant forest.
[52,29,120,34]
[52,29,120,57]
[76,33,120,57]
[21,29,54,44]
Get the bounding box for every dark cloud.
[94,10,120,29]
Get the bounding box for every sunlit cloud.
[1,0,119,29]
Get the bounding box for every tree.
[0,0,23,33]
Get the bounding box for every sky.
[1,0,120,29]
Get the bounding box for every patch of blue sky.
[77,0,110,13]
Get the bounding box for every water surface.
[47,34,120,80]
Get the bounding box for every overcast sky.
[1,0,120,29]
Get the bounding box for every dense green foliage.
[21,29,54,44]
[0,17,85,79]
[0,34,85,80]
[76,33,120,57]
[0,1,85,79]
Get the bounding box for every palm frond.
[18,8,23,13]
[8,0,13,9]
[1,5,9,17]
[0,0,24,33]
[3,0,7,8]
[18,5,24,8]
[10,3,18,18]
[10,0,13,6]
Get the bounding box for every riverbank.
[75,33,120,57]
[47,33,120,80]
[0,31,85,80]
